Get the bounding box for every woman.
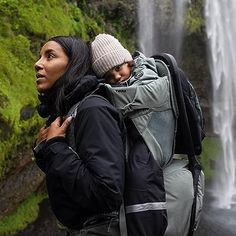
[33,36,126,235]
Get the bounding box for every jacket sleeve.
[33,140,47,172]
[41,97,125,212]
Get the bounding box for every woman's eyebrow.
[44,48,55,54]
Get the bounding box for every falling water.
[137,0,155,56]
[137,0,189,60]
[205,0,236,209]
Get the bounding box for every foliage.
[69,6,101,40]
[0,193,46,236]
[185,0,205,35]
[200,136,222,181]
[0,34,41,178]
[77,0,136,51]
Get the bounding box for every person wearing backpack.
[33,36,126,236]
[91,34,205,236]
[91,33,177,236]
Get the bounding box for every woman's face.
[35,41,69,93]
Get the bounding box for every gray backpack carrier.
[102,52,205,236]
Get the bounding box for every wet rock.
[0,114,12,140]
[15,199,65,236]
[20,105,36,120]
[195,189,236,236]
[0,161,45,218]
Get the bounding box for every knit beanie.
[91,34,133,77]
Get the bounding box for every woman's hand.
[46,116,73,141]
[36,126,50,145]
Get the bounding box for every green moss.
[200,136,222,181]
[17,0,74,37]
[0,0,104,180]
[0,35,37,173]
[70,7,101,40]
[185,0,205,35]
[0,0,102,41]
[0,34,40,178]
[0,193,47,236]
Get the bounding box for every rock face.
[15,199,64,236]
[0,147,45,219]
[182,33,213,135]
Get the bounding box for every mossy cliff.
[0,0,99,181]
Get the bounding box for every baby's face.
[104,63,132,84]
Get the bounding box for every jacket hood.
[133,51,158,73]
[65,75,99,107]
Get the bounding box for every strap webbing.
[119,200,128,236]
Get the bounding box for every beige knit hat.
[91,34,133,77]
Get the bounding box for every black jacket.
[34,76,126,229]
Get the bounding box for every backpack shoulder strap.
[153,55,179,119]
[66,93,107,150]
[119,200,128,236]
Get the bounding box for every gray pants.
[164,156,205,236]
[66,213,120,236]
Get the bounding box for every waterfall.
[137,0,189,60]
[205,0,236,209]
[137,0,155,56]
